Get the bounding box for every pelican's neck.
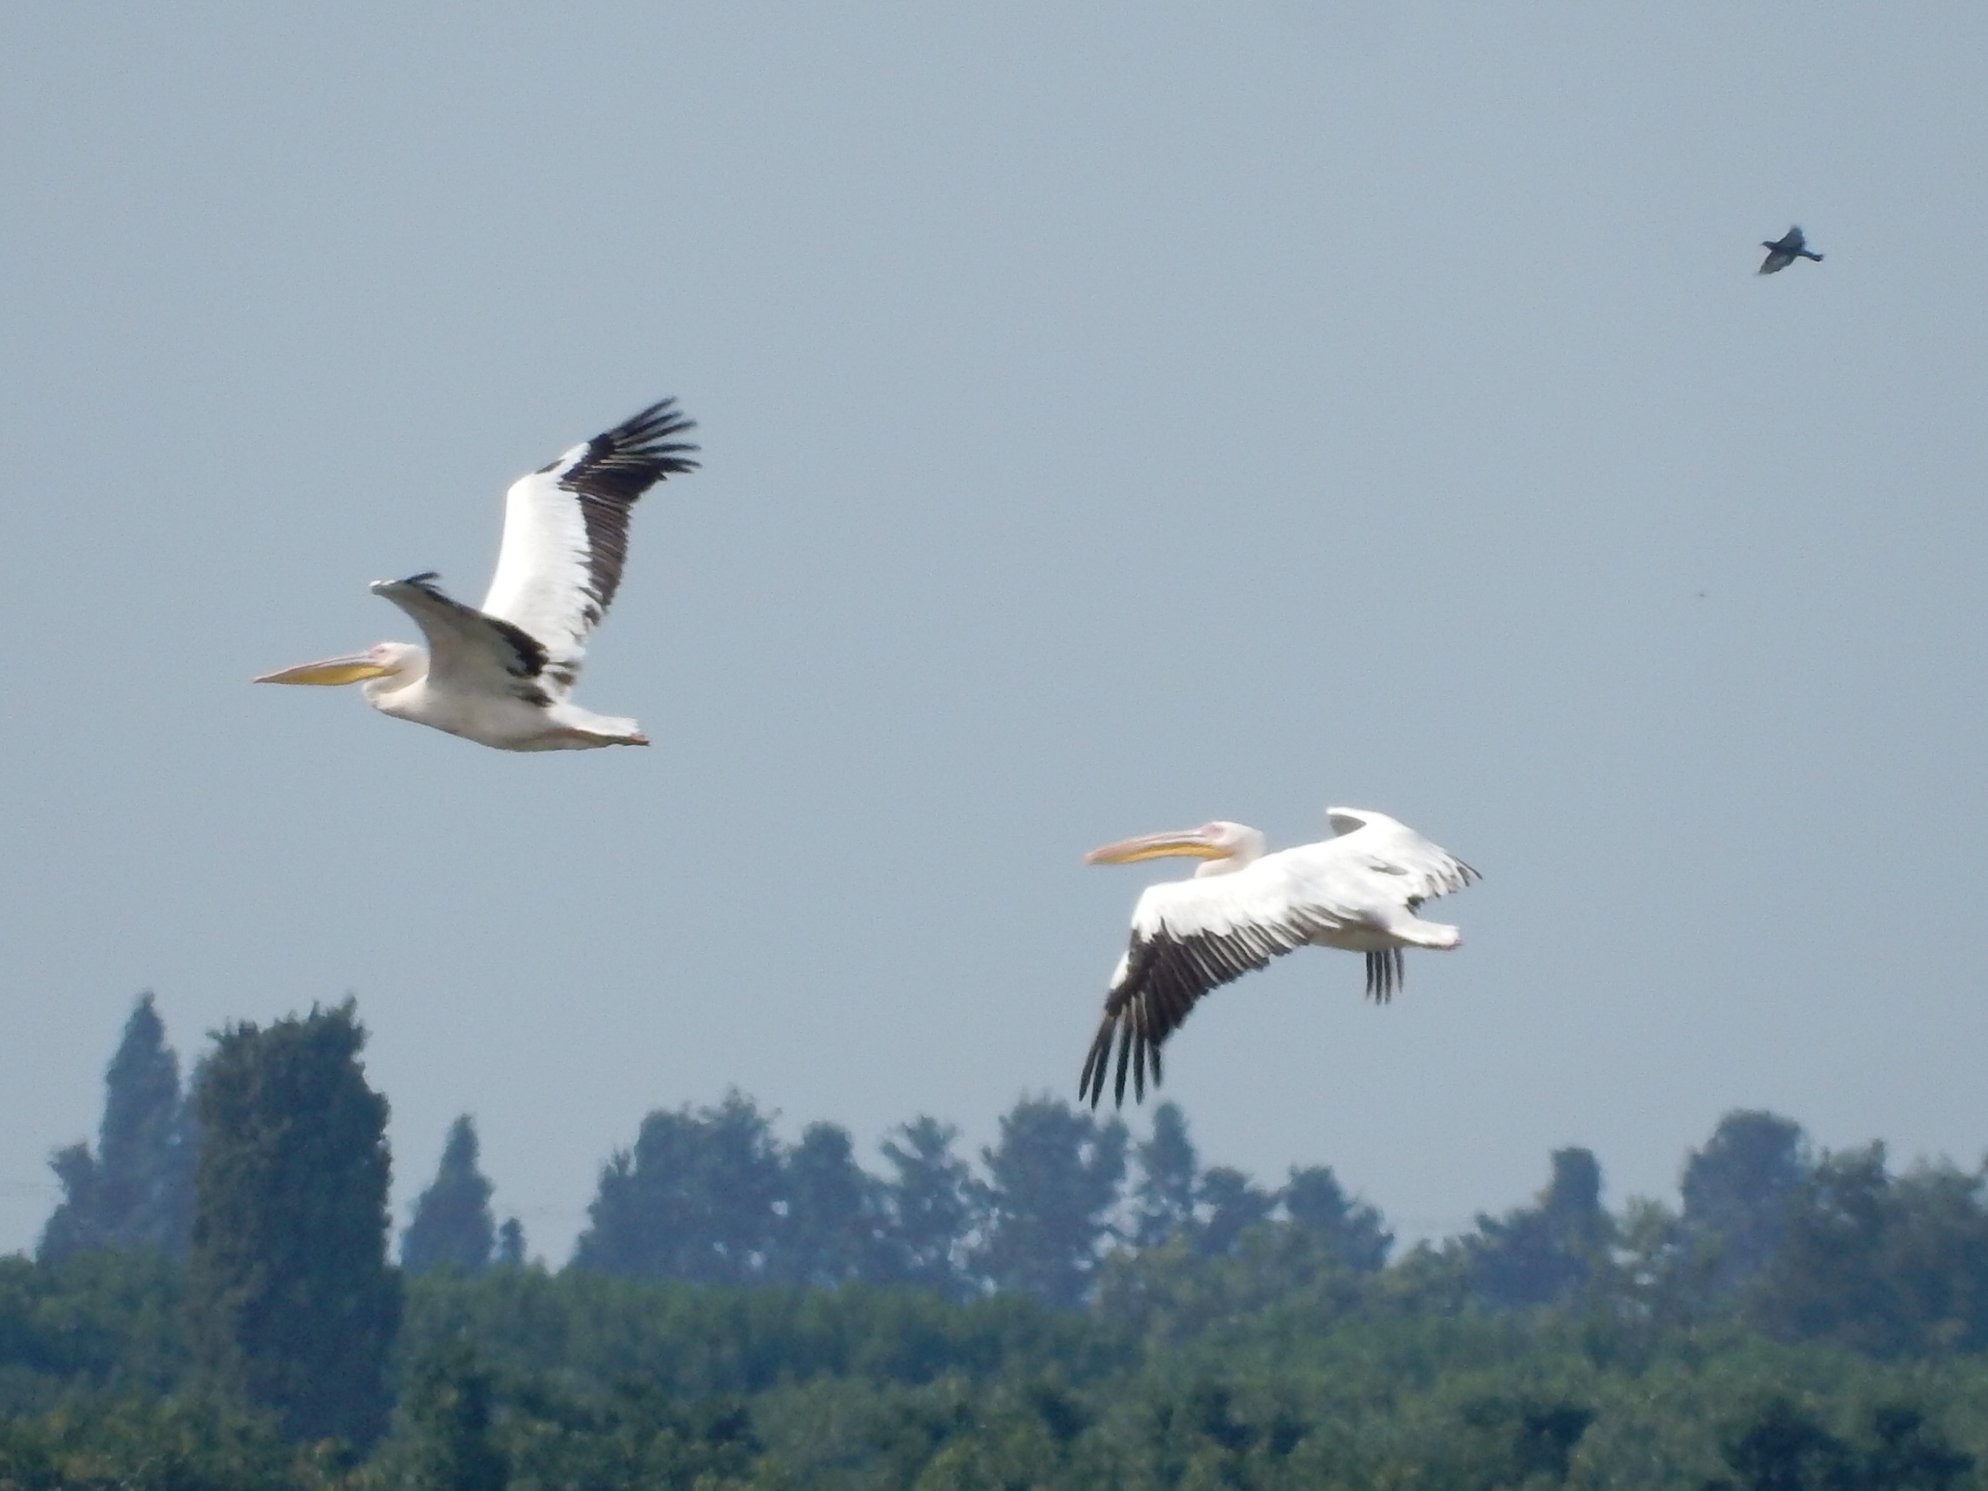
[360,648,429,702]
[1194,828,1267,876]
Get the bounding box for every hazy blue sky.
[4,6,1985,1261]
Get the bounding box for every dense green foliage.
[401,1115,498,1276]
[186,1002,401,1450]
[13,999,1988,1486]
[39,995,194,1264]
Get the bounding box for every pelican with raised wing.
[1079,807,1478,1108]
[255,399,698,750]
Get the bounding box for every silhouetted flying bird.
[1758,226,1824,275]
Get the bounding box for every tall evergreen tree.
[572,1090,783,1283]
[1680,1109,1808,1298]
[876,1116,977,1298]
[185,1001,400,1449]
[1282,1165,1393,1271]
[1129,1102,1198,1249]
[38,1142,104,1261]
[770,1121,884,1287]
[972,1096,1127,1307]
[402,1115,497,1275]
[1196,1166,1275,1259]
[39,994,194,1262]
[1468,1146,1612,1309]
[496,1217,527,1267]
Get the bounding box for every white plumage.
[1079,807,1478,1107]
[256,399,698,750]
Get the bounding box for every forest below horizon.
[7,994,1988,1489]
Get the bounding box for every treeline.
[6,995,1988,1489]
[35,996,1390,1305]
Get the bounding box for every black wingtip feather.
[1113,1018,1134,1108]
[541,397,702,628]
[560,398,702,503]
[1079,1018,1112,1110]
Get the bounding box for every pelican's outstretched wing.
[371,573,553,702]
[480,399,700,690]
[1080,863,1328,1109]
[1325,807,1480,904]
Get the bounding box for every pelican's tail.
[1389,912,1461,950]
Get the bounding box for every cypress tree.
[185,1000,401,1449]
[495,1217,527,1267]
[39,994,194,1261]
[402,1115,496,1275]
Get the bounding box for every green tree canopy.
[972,1096,1126,1308]
[1128,1102,1198,1250]
[770,1121,886,1288]
[185,1000,400,1449]
[401,1115,496,1276]
[1196,1166,1275,1259]
[39,994,194,1263]
[1468,1145,1612,1309]
[1281,1164,1392,1272]
[875,1116,977,1298]
[572,1090,784,1283]
[1682,1109,1809,1299]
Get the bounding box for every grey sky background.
[4,6,1984,1261]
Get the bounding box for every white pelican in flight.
[256,399,698,750]
[1079,807,1479,1108]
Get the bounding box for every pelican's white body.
[256,400,697,751]
[1081,807,1478,1107]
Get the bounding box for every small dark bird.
[1758,225,1824,275]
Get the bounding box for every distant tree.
[1196,1166,1274,1259]
[1706,1395,1853,1491]
[387,1342,508,1491]
[1874,1164,1988,1354]
[876,1116,977,1298]
[496,1217,527,1267]
[1857,1403,1975,1490]
[39,994,194,1262]
[38,1143,104,1261]
[972,1096,1127,1307]
[1680,1110,1808,1298]
[1128,1102,1198,1249]
[1745,1145,1988,1357]
[1468,1147,1612,1309]
[1745,1142,1894,1353]
[1281,1165,1392,1271]
[770,1121,885,1288]
[402,1115,496,1275]
[572,1090,783,1283]
[185,1001,400,1448]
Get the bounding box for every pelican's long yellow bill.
[253,654,394,686]
[1083,829,1230,866]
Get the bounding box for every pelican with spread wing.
[1079,807,1478,1108]
[256,399,698,750]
